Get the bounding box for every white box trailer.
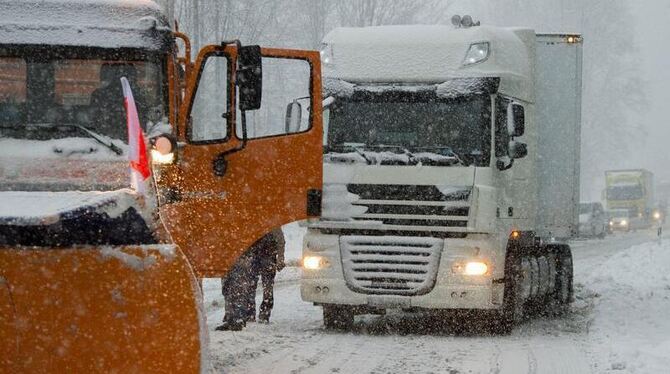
[536,34,583,239]
[302,24,582,333]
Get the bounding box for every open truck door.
[160,44,323,277]
[0,34,321,372]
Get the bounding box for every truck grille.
[340,235,443,296]
[347,184,471,229]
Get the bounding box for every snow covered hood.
[0,0,171,50]
[0,189,144,226]
[0,137,129,192]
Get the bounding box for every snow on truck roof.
[323,25,534,99]
[0,0,170,50]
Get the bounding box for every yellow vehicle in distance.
[605,169,654,227]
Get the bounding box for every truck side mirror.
[496,158,514,171]
[509,141,528,159]
[237,45,263,111]
[510,103,525,137]
[285,100,302,133]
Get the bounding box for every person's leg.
[245,272,259,322]
[258,264,277,322]
[243,249,263,322]
[217,253,252,331]
[217,280,246,330]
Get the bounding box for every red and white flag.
[121,77,151,194]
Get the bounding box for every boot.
[215,319,245,331]
[258,311,270,324]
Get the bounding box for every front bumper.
[609,221,630,231]
[301,278,503,310]
[300,231,505,310]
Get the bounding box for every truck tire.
[598,226,606,239]
[323,305,354,330]
[492,254,525,335]
[549,245,573,315]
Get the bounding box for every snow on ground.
[204,227,669,373]
[579,237,670,373]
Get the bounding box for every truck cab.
[604,169,655,227]
[0,0,323,371]
[302,23,581,332]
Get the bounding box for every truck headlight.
[653,212,661,220]
[464,261,489,276]
[303,256,329,270]
[151,149,175,164]
[463,42,489,66]
[453,261,489,276]
[150,136,176,164]
[620,220,628,226]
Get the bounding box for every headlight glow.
[609,221,614,226]
[463,42,490,66]
[151,149,175,164]
[653,212,661,219]
[303,256,328,270]
[463,261,489,276]
[620,220,628,226]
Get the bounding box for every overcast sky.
[634,0,670,183]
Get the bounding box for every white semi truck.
[301,22,582,333]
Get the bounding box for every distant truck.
[301,21,582,333]
[605,169,654,226]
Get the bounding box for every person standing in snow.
[215,229,285,330]
[248,228,286,323]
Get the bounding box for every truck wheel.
[549,246,573,315]
[492,255,525,335]
[598,226,606,239]
[323,305,354,330]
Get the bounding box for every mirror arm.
[212,39,249,178]
[496,158,514,171]
[213,111,248,177]
[221,39,242,51]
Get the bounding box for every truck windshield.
[325,94,491,166]
[0,50,165,144]
[607,185,643,200]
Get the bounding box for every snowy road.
[203,229,669,373]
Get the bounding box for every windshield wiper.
[414,145,466,166]
[71,124,124,155]
[372,144,414,158]
[34,123,124,155]
[352,147,374,165]
[369,144,418,164]
[326,143,374,164]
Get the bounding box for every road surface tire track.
[206,230,659,373]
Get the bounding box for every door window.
[189,55,230,142]
[237,57,311,139]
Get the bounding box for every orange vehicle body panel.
[0,245,203,373]
[0,29,322,372]
[160,47,323,277]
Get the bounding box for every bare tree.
[335,0,451,27]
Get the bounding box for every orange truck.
[0,0,322,372]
